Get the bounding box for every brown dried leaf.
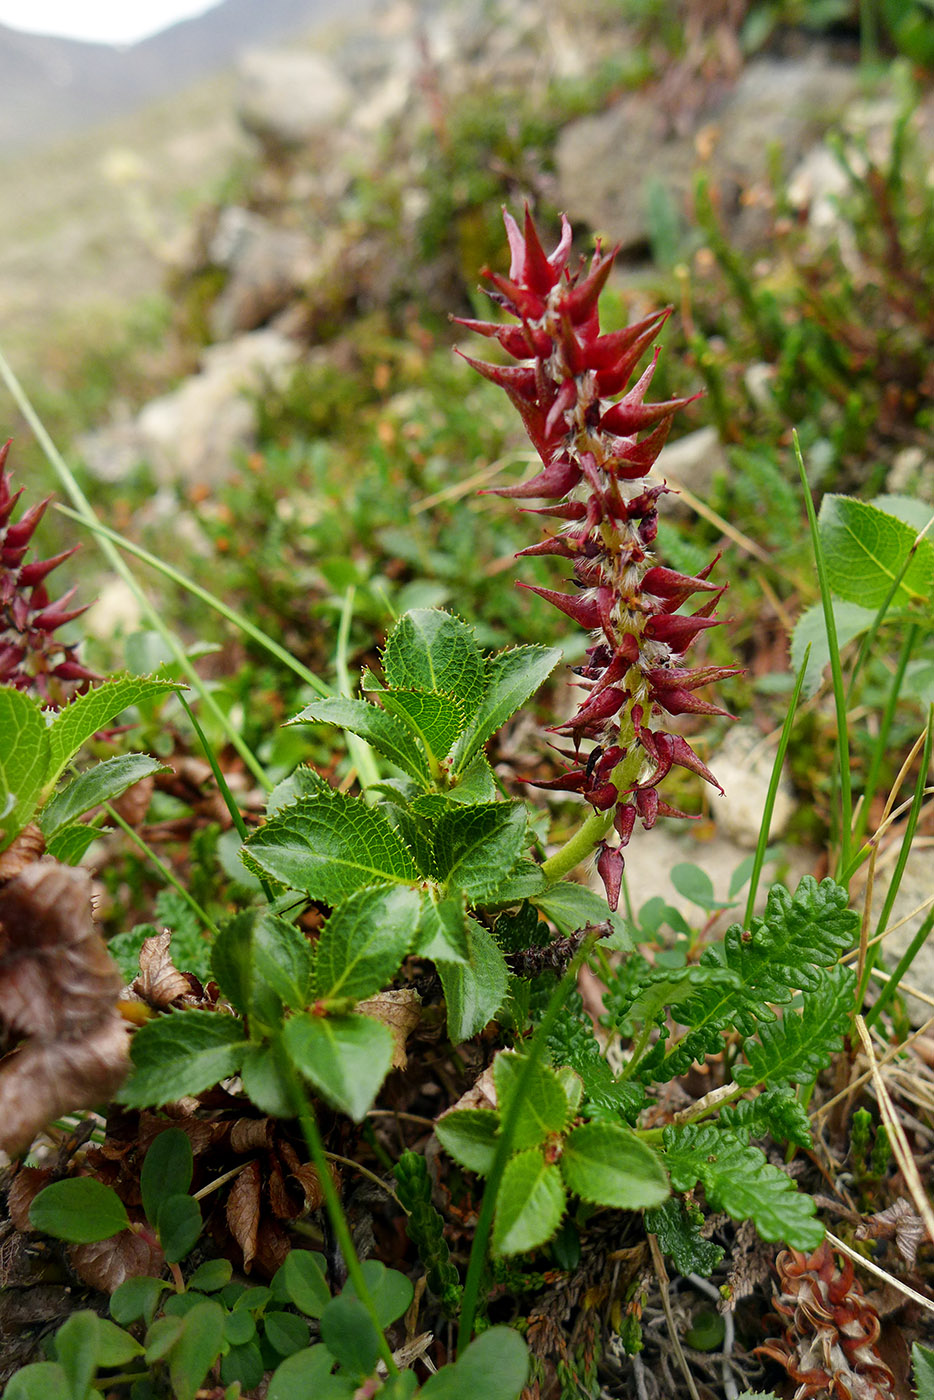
[0,825,45,882]
[69,1223,164,1293]
[229,1117,275,1154]
[287,1161,327,1214]
[110,776,154,828]
[0,1017,130,1158]
[251,1217,293,1278]
[267,1155,295,1220]
[0,863,122,1039]
[134,933,192,1008]
[356,988,421,1070]
[227,1157,262,1272]
[855,1198,924,1268]
[5,1167,53,1232]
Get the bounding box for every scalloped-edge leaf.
[492,1148,566,1256]
[452,643,562,773]
[719,1085,813,1150]
[119,1011,247,1107]
[242,792,420,901]
[284,1011,394,1121]
[819,493,934,610]
[45,675,183,790]
[435,1108,500,1176]
[377,687,466,763]
[735,963,855,1089]
[437,917,509,1041]
[381,610,487,716]
[561,1121,669,1210]
[645,1198,725,1277]
[313,884,420,1003]
[433,801,527,900]
[493,1052,571,1151]
[39,753,168,837]
[287,697,430,786]
[662,1123,824,1250]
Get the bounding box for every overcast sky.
[0,1,218,45]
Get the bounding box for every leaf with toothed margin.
[492,1149,566,1256]
[432,802,527,900]
[286,697,431,786]
[451,644,563,773]
[38,754,169,837]
[377,688,466,764]
[437,917,509,1041]
[381,611,487,717]
[45,676,183,791]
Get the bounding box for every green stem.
[336,586,381,792]
[852,624,918,848]
[0,348,272,792]
[276,1040,399,1376]
[456,930,601,1355]
[540,806,614,885]
[864,903,934,1030]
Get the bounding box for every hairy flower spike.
[0,441,97,706]
[460,211,738,906]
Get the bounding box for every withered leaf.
[134,933,192,1008]
[229,1117,275,1154]
[227,1158,262,1272]
[252,1217,293,1279]
[69,1222,164,1293]
[855,1197,924,1268]
[5,1167,53,1233]
[0,825,45,882]
[0,862,122,1039]
[356,988,421,1071]
[0,1016,129,1158]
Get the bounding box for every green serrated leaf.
[480,859,546,905]
[493,1052,571,1150]
[419,1326,529,1400]
[437,916,509,1041]
[415,891,470,963]
[645,1198,725,1276]
[253,909,314,1012]
[288,697,430,786]
[38,753,168,837]
[313,884,419,1003]
[912,1342,934,1400]
[210,910,254,1016]
[267,766,334,815]
[447,750,498,804]
[46,675,182,790]
[435,1108,500,1176]
[451,644,562,773]
[284,1011,393,1121]
[30,1177,130,1243]
[0,686,49,851]
[492,1148,566,1256]
[561,1122,669,1210]
[819,493,934,609]
[242,792,420,901]
[382,610,486,715]
[120,1011,247,1107]
[46,818,110,865]
[141,1128,193,1225]
[663,1123,824,1250]
[790,599,876,698]
[377,688,466,763]
[533,882,631,950]
[735,963,855,1089]
[433,801,527,899]
[240,1043,294,1118]
[719,1086,814,1150]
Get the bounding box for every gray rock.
[208,206,321,338]
[657,426,729,515]
[556,56,861,251]
[710,724,796,850]
[236,48,353,153]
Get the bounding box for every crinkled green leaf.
[242,792,420,900]
[382,609,486,716]
[662,1123,824,1250]
[480,859,546,905]
[39,753,167,837]
[912,1342,934,1400]
[313,884,419,1003]
[415,891,470,963]
[447,750,498,804]
[377,687,466,762]
[719,1086,814,1150]
[452,644,562,773]
[30,1178,130,1243]
[493,1052,570,1150]
[284,1011,393,1121]
[266,766,333,815]
[790,599,876,698]
[645,1198,725,1277]
[419,1326,529,1400]
[561,1122,669,1210]
[435,1108,500,1176]
[288,697,430,785]
[46,675,182,789]
[735,963,855,1089]
[0,686,49,850]
[533,882,632,950]
[253,909,314,1011]
[492,1148,566,1256]
[120,1011,247,1107]
[819,493,934,609]
[437,916,509,1040]
[433,801,527,899]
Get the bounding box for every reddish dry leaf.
[5,1167,53,1232]
[0,862,123,1039]
[0,1016,130,1158]
[69,1222,164,1293]
[251,1217,293,1278]
[229,1117,275,1153]
[267,1154,296,1221]
[226,1158,262,1272]
[356,989,421,1070]
[134,933,192,1008]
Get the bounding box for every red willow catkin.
[459,209,737,907]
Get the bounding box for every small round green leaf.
[267,1346,343,1400]
[168,1300,226,1400]
[157,1192,202,1264]
[419,1326,529,1400]
[1,1362,71,1400]
[263,1311,310,1357]
[345,1260,413,1328]
[29,1178,130,1243]
[224,1308,257,1346]
[319,1293,382,1380]
[273,1250,330,1317]
[95,1318,146,1367]
[141,1128,193,1225]
[220,1340,265,1389]
[112,1275,170,1326]
[186,1258,233,1292]
[561,1122,669,1211]
[52,1310,98,1398]
[492,1149,566,1257]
